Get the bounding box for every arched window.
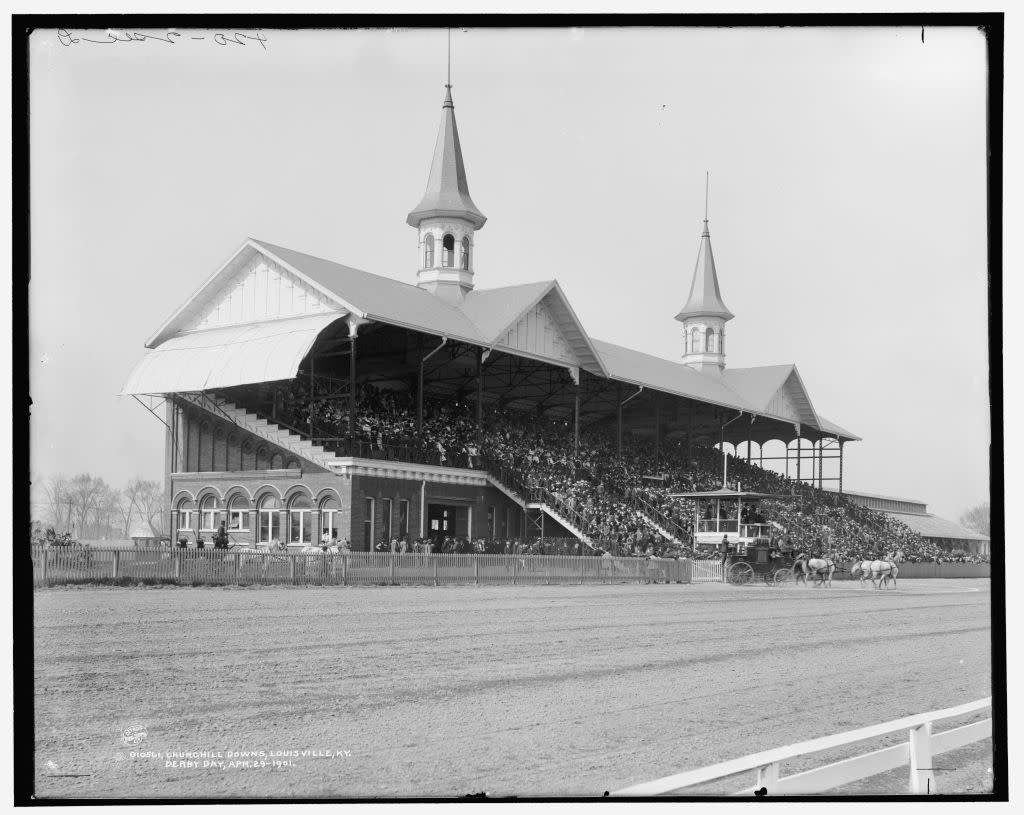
[706,327,715,353]
[461,236,470,270]
[270,452,284,470]
[719,330,725,354]
[228,494,250,531]
[255,446,268,470]
[423,234,434,268]
[690,327,701,354]
[257,495,281,544]
[177,498,195,532]
[199,495,219,531]
[289,494,313,545]
[320,496,341,542]
[442,234,455,267]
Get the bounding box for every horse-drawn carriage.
[723,541,798,586]
[668,484,801,587]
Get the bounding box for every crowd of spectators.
[271,379,978,563]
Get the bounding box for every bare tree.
[118,478,149,536]
[40,474,71,531]
[69,474,108,538]
[959,501,990,537]
[137,481,166,536]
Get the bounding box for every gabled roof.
[721,365,794,409]
[251,239,483,345]
[591,338,759,412]
[675,221,734,322]
[886,511,991,542]
[406,86,487,229]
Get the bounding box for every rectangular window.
[178,510,192,530]
[398,500,409,538]
[321,511,336,540]
[259,510,281,544]
[382,498,393,543]
[290,511,311,545]
[201,509,217,531]
[364,497,374,549]
[229,510,248,531]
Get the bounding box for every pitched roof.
[132,237,858,441]
[406,86,487,229]
[675,221,734,321]
[590,338,759,411]
[721,365,794,410]
[251,239,484,345]
[886,511,991,542]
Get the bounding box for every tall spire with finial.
[408,29,486,301]
[676,172,734,372]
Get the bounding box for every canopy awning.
[668,489,799,500]
[121,313,344,395]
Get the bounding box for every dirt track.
[33,580,993,799]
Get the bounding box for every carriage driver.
[719,534,730,568]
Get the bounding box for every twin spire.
[406,83,487,230]
[405,51,731,370]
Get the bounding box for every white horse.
[794,554,836,587]
[851,559,899,589]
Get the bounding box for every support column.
[796,430,802,484]
[838,441,844,495]
[616,383,623,458]
[309,352,315,437]
[573,385,580,454]
[476,348,483,443]
[348,334,357,443]
[785,440,790,480]
[417,353,424,438]
[819,440,825,490]
[687,403,693,460]
[654,394,661,464]
[746,422,752,465]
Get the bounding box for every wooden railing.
[31,547,694,587]
[612,697,993,796]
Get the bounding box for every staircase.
[525,501,595,547]
[635,509,685,546]
[180,392,338,470]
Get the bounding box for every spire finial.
[442,28,454,108]
[703,171,710,236]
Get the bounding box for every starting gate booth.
[669,486,797,557]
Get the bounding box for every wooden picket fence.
[30,546,697,588]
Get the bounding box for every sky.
[28,24,993,522]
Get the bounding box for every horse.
[851,559,899,589]
[793,554,836,587]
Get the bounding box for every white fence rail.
[613,697,992,797]
[690,559,724,583]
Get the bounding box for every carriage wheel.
[728,562,754,585]
[773,568,792,586]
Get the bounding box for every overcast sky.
[28,24,992,521]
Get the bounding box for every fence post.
[433,557,438,586]
[512,558,517,585]
[289,555,296,584]
[474,558,479,585]
[390,554,396,585]
[580,557,585,585]
[909,722,935,794]
[111,550,120,579]
[174,552,181,582]
[234,553,240,584]
[40,549,49,586]
[756,762,779,794]
[342,555,348,586]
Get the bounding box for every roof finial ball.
[675,173,734,374]
[407,29,486,303]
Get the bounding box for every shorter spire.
[675,218,734,322]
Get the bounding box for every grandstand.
[122,80,934,560]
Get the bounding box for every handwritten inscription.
[57,29,268,50]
